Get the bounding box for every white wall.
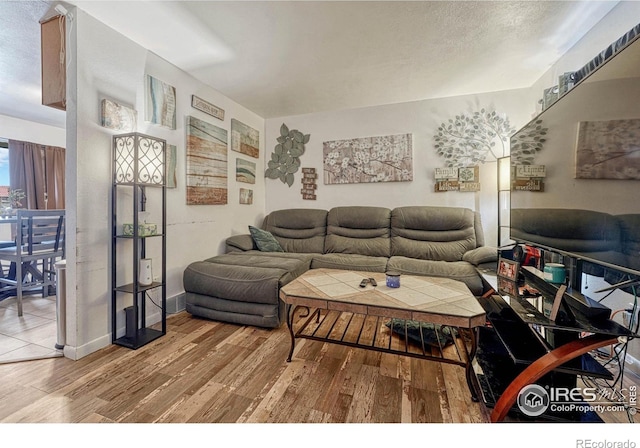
[529,1,640,116]
[65,8,265,359]
[265,90,534,248]
[0,114,65,147]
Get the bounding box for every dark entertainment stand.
[475,262,637,423]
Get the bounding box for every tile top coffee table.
[279,268,486,400]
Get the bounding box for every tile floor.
[0,293,63,364]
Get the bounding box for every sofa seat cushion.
[185,255,309,306]
[311,253,388,272]
[202,253,311,285]
[387,256,484,296]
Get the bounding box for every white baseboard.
[63,333,111,361]
[63,293,186,360]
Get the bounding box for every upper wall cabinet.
[40,15,66,111]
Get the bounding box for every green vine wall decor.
[434,109,516,168]
[265,123,310,187]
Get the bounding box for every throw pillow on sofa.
[249,225,284,252]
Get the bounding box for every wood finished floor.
[0,311,490,423]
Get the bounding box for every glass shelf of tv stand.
[482,294,613,379]
[516,266,637,337]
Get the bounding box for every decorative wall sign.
[191,95,225,121]
[186,115,228,205]
[239,188,253,205]
[516,165,546,178]
[513,164,545,191]
[434,180,459,192]
[231,119,260,158]
[323,133,413,185]
[575,119,640,179]
[266,123,310,187]
[458,167,478,182]
[166,144,177,189]
[434,166,480,192]
[513,179,545,192]
[236,158,256,184]
[301,167,317,200]
[101,99,137,131]
[434,108,515,167]
[434,167,458,180]
[144,75,176,129]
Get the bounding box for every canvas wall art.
[231,118,259,158]
[323,133,413,184]
[236,158,256,184]
[576,119,640,179]
[166,144,177,189]
[239,188,253,205]
[101,99,137,131]
[186,115,228,205]
[145,75,176,129]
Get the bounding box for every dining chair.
[0,209,65,316]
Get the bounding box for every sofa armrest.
[226,234,257,252]
[462,246,498,266]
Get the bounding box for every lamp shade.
[113,132,165,185]
[498,156,511,191]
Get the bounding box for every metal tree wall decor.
[509,119,548,165]
[434,109,516,167]
[266,123,310,187]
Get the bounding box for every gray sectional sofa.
[183,206,497,328]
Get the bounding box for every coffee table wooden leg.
[286,304,296,362]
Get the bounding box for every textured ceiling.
[0,1,620,129]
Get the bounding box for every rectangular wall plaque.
[435,180,460,192]
[513,179,545,191]
[434,167,459,180]
[516,165,546,178]
[191,95,225,121]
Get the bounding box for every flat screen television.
[509,26,640,287]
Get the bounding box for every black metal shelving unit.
[111,133,167,349]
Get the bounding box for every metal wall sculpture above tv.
[510,25,640,279]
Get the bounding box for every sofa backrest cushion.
[325,206,391,257]
[262,208,328,253]
[391,206,478,262]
